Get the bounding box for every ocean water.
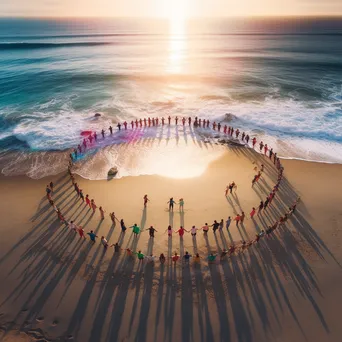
[0,17,341,179]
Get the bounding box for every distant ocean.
[0,17,341,179]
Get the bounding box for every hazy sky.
[1,0,342,17]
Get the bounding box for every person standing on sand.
[143,119,146,127]
[242,132,245,141]
[202,223,209,235]
[206,119,210,128]
[148,117,151,127]
[79,189,84,202]
[175,116,178,125]
[234,214,241,227]
[168,116,171,125]
[91,199,97,213]
[264,196,270,210]
[240,212,245,224]
[74,182,80,197]
[131,121,134,129]
[182,117,186,126]
[49,181,54,193]
[99,206,105,220]
[120,219,127,232]
[143,194,149,207]
[226,217,231,230]
[250,207,256,218]
[101,129,105,139]
[85,194,91,208]
[68,220,77,231]
[167,197,176,211]
[217,123,221,132]
[88,134,93,144]
[101,236,109,248]
[183,251,192,263]
[199,118,202,127]
[110,212,119,225]
[252,137,257,148]
[213,122,216,130]
[148,226,157,238]
[210,220,220,233]
[179,198,184,211]
[159,253,166,264]
[46,185,52,200]
[109,126,113,135]
[130,223,140,237]
[258,201,264,214]
[77,226,86,238]
[175,226,186,237]
[93,132,97,141]
[259,141,264,152]
[208,253,217,263]
[110,242,121,253]
[136,250,144,261]
[83,138,87,150]
[264,144,268,156]
[203,119,206,127]
[172,252,179,264]
[152,118,155,126]
[166,225,173,237]
[117,123,121,131]
[194,253,200,263]
[269,148,273,159]
[219,219,224,230]
[190,226,201,236]
[224,125,227,134]
[188,117,192,126]
[162,117,165,125]
[87,230,98,242]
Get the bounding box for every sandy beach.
[0,143,342,342]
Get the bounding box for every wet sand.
[0,145,342,342]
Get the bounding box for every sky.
[0,0,342,18]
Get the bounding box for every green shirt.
[133,225,140,234]
[208,255,216,262]
[136,252,144,259]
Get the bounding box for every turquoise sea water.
[0,17,341,176]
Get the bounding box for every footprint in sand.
[36,316,44,322]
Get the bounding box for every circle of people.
[45,116,300,265]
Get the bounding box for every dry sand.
[0,145,342,342]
